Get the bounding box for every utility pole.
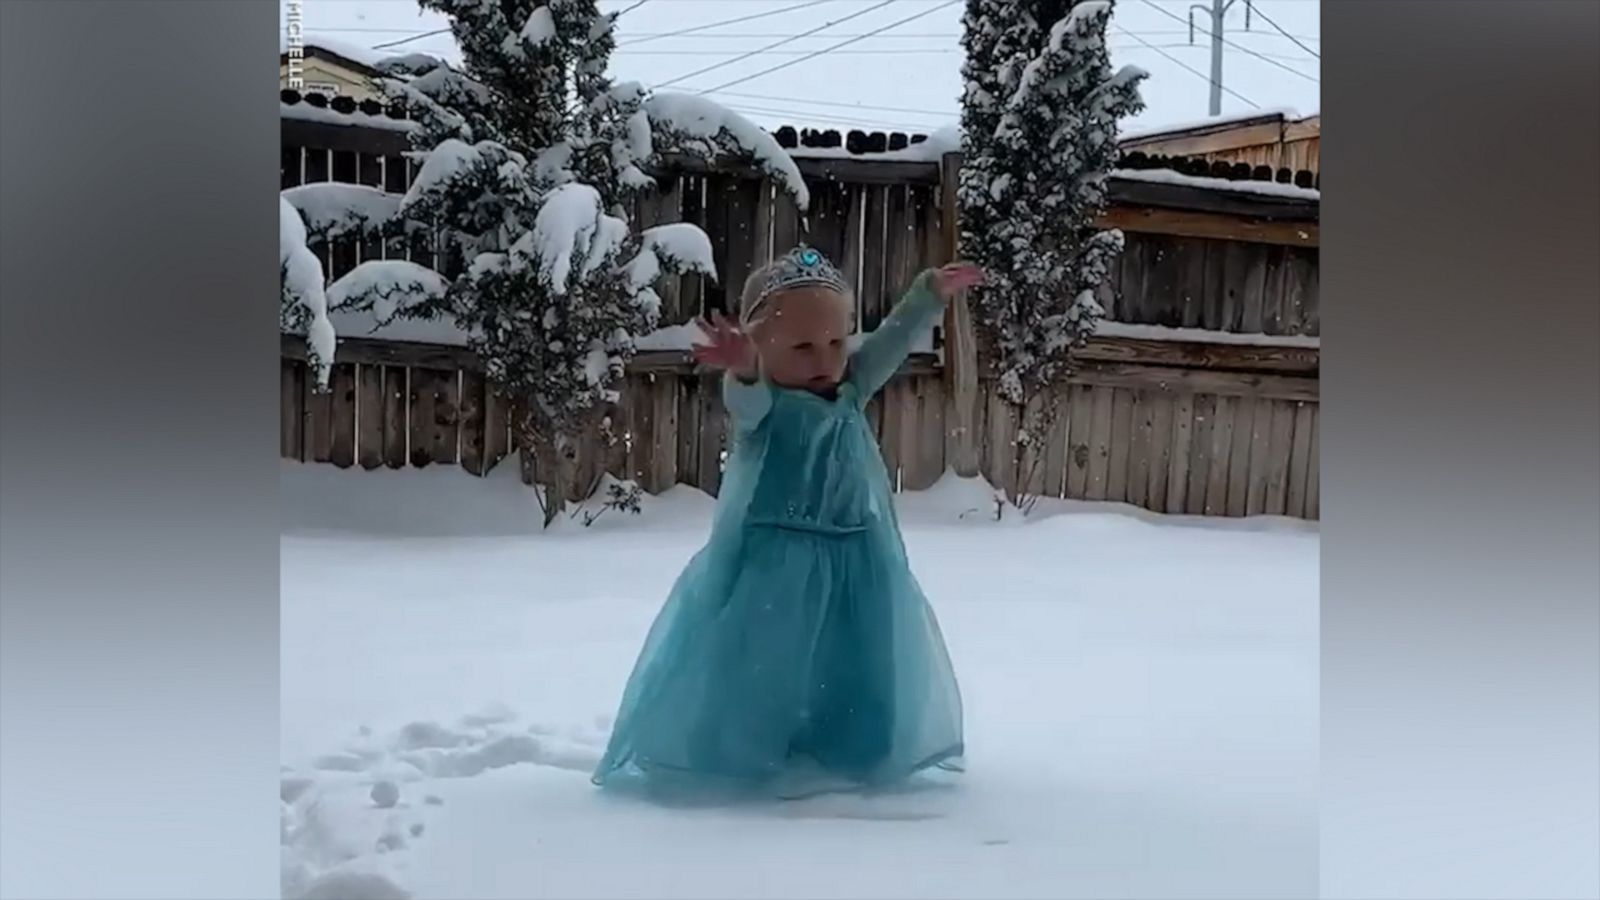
[1190,0,1253,116]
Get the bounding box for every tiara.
[758,245,849,304]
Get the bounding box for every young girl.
[592,245,984,800]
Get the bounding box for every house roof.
[279,41,389,80]
[1119,109,1321,149]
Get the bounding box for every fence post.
[940,151,981,478]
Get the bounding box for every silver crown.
[759,245,849,302]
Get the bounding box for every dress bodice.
[743,385,890,535]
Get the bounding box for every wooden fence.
[280,109,1320,519]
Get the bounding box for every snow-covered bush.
[960,0,1146,404]
[960,0,1146,506]
[277,0,805,523]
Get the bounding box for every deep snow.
[281,460,1318,899]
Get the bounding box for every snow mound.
[520,6,556,47]
[400,139,480,212]
[295,870,411,900]
[282,183,403,242]
[280,459,715,537]
[895,470,1014,524]
[326,260,450,324]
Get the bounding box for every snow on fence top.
[1112,167,1319,201]
[768,123,1318,193]
[281,88,1319,196]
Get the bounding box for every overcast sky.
[287,0,1319,135]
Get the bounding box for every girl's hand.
[691,310,758,380]
[932,261,985,302]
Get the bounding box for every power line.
[306,27,449,35]
[617,0,837,47]
[1249,3,1319,58]
[653,0,897,90]
[1137,0,1317,83]
[721,103,940,131]
[1117,43,1314,63]
[314,25,1313,42]
[618,27,1223,39]
[705,89,957,117]
[369,0,829,52]
[372,27,449,51]
[692,0,962,95]
[1110,24,1259,109]
[621,48,958,56]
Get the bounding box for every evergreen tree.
[279,0,806,524]
[958,0,1146,504]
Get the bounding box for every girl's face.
[750,286,851,394]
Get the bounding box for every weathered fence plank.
[908,375,946,492]
[696,376,726,496]
[1245,397,1274,515]
[1066,383,1094,499]
[1085,387,1114,502]
[304,369,334,464]
[1144,389,1175,505]
[382,366,408,469]
[1204,394,1236,515]
[407,369,436,467]
[430,369,460,466]
[1165,392,1194,514]
[1287,400,1315,518]
[484,384,510,474]
[1185,393,1216,515]
[1106,388,1135,503]
[357,364,384,470]
[459,369,487,476]
[1263,398,1298,515]
[282,359,305,461]
[676,375,702,490]
[1041,386,1071,500]
[1126,390,1153,509]
[1305,405,1320,520]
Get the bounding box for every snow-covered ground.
[281,461,1319,900]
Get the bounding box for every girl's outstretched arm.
[693,311,771,432]
[848,262,983,399]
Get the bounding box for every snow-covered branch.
[281,183,403,243]
[623,223,718,292]
[280,197,336,388]
[519,182,632,295]
[327,260,451,325]
[645,92,811,211]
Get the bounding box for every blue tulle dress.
[592,270,964,800]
